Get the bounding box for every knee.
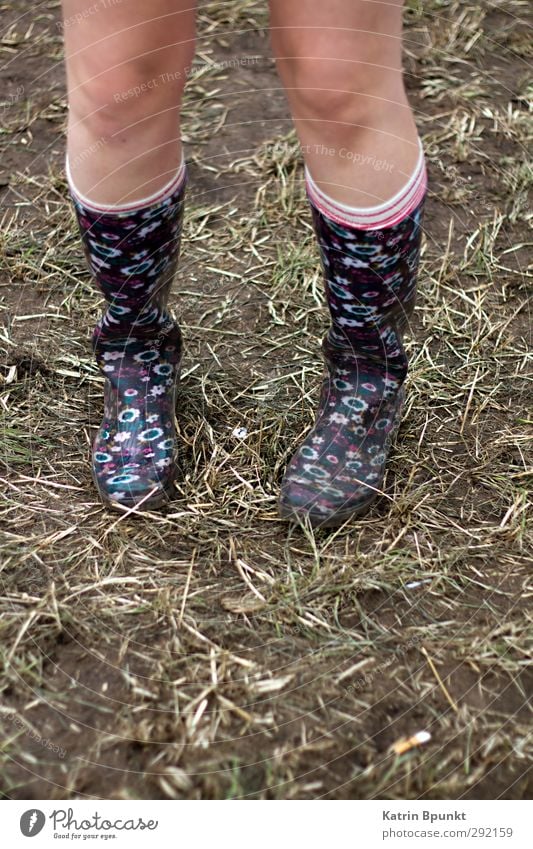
[273,17,404,129]
[69,48,194,138]
[276,53,392,126]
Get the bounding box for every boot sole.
[278,491,378,529]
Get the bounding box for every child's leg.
[63,0,196,205]
[61,1,196,508]
[269,0,419,207]
[270,0,427,526]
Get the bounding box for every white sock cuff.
[305,139,427,230]
[65,153,186,213]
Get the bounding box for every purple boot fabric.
[70,171,186,507]
[279,195,425,527]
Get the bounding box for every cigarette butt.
[391,730,431,755]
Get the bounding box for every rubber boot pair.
[71,166,423,522]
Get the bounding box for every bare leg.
[269,0,419,206]
[61,0,196,205]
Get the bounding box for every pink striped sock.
[305,140,427,230]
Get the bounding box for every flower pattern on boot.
[70,170,186,507]
[279,196,425,527]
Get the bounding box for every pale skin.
[62,0,419,207]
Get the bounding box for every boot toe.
[94,463,176,509]
[279,474,377,528]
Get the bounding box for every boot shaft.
[310,196,425,377]
[70,171,187,339]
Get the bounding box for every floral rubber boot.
[279,194,426,528]
[69,167,186,508]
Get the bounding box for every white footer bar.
[6,800,530,848]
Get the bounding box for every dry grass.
[0,0,531,799]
